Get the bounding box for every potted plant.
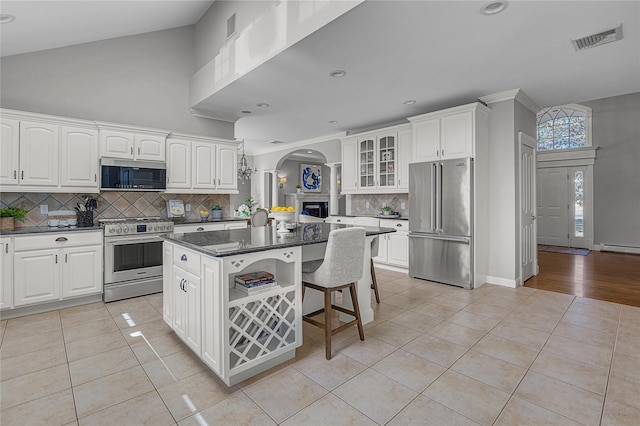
[0,207,28,231]
[245,196,257,214]
[381,205,393,216]
[210,204,223,219]
[296,184,303,193]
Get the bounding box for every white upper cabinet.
[1,110,99,193]
[166,139,191,189]
[192,141,216,189]
[60,126,99,188]
[408,102,490,163]
[216,144,237,190]
[397,128,412,191]
[341,139,358,192]
[341,124,409,194]
[166,135,239,194]
[19,121,59,187]
[0,118,20,186]
[100,128,166,161]
[135,134,165,161]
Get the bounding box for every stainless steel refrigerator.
[409,158,474,289]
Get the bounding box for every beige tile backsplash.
[0,192,231,228]
[350,194,409,217]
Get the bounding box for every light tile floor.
[1,268,639,425]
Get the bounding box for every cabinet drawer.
[173,247,201,274]
[14,231,103,251]
[380,219,408,232]
[175,223,226,233]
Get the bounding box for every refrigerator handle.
[438,162,443,232]
[431,163,437,231]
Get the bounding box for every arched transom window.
[537,104,592,151]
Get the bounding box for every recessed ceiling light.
[240,110,252,114]
[307,151,313,154]
[403,100,416,105]
[480,1,508,15]
[329,120,338,124]
[329,70,347,78]
[256,103,270,108]
[270,140,284,144]
[0,14,16,24]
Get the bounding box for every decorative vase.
[212,210,223,219]
[0,217,14,231]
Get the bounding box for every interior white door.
[519,133,537,282]
[537,167,569,246]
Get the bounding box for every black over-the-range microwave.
[100,158,167,191]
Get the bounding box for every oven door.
[104,234,164,284]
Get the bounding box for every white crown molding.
[479,88,540,114]
[189,108,237,123]
[0,108,96,128]
[248,131,347,156]
[168,131,237,145]
[95,121,170,136]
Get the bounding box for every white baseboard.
[373,263,408,274]
[485,276,518,288]
[595,244,640,255]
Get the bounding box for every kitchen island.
[162,223,394,386]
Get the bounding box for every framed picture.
[300,164,322,192]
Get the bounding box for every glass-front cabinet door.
[378,134,396,188]
[359,138,375,188]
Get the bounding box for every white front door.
[537,167,569,246]
[519,133,537,282]
[537,165,593,249]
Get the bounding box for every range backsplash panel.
[0,192,231,228]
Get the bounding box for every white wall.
[486,100,518,286]
[0,26,233,139]
[250,138,341,209]
[583,92,640,248]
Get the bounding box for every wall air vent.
[571,24,623,51]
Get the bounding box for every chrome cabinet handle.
[65,253,68,263]
[131,147,134,155]
[56,237,68,242]
[21,170,24,179]
[94,174,97,182]
[13,170,16,179]
[181,254,187,261]
[5,243,8,253]
[397,224,402,227]
[55,254,58,264]
[196,227,204,231]
[137,147,140,155]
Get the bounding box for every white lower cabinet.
[374,220,409,268]
[0,237,13,309]
[173,266,201,353]
[11,231,103,308]
[163,241,301,386]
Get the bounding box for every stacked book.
[234,271,278,294]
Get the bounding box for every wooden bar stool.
[370,237,381,303]
[301,227,366,360]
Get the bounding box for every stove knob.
[109,228,115,234]
[116,227,122,234]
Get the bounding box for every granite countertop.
[163,223,395,257]
[335,214,408,221]
[172,217,249,225]
[1,225,103,236]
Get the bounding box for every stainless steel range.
[101,217,174,302]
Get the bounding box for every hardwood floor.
[525,250,640,307]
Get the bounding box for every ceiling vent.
[571,24,623,51]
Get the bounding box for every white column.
[325,162,341,216]
[266,170,280,208]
